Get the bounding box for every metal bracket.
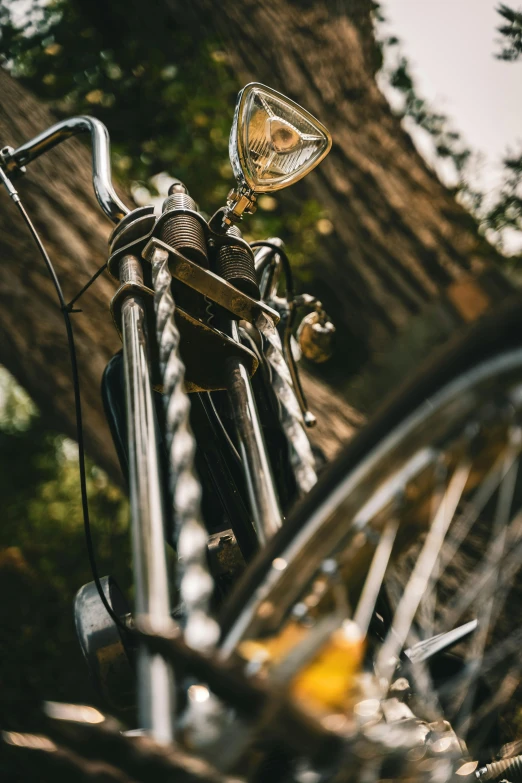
[0,145,26,177]
[107,204,263,280]
[110,279,155,338]
[107,206,157,279]
[109,205,156,254]
[142,238,279,326]
[74,577,135,712]
[173,305,258,392]
[222,187,257,226]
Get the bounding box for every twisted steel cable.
[256,312,318,496]
[151,246,219,652]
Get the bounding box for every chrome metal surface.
[109,205,156,250]
[226,346,283,546]
[2,116,129,223]
[282,310,317,428]
[297,309,335,364]
[404,620,478,664]
[223,78,335,225]
[142,238,280,326]
[256,311,317,496]
[74,577,134,711]
[150,244,220,652]
[220,348,522,657]
[109,212,157,254]
[120,254,174,742]
[254,239,283,301]
[144,244,258,392]
[107,207,157,280]
[214,347,522,782]
[228,82,332,194]
[110,279,155,338]
[253,241,318,486]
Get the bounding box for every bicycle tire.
[217,293,522,780]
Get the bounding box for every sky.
[379,0,521,248]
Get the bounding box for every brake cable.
[64,260,108,312]
[249,239,295,301]
[0,166,127,633]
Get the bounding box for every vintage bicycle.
[2,82,522,783]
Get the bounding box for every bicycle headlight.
[229,83,332,197]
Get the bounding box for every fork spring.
[216,225,260,300]
[160,191,208,268]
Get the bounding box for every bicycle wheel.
[219,296,522,782]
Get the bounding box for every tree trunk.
[0,69,126,479]
[157,0,511,351]
[0,69,360,477]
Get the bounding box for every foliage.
[496,3,522,61]
[483,151,522,262]
[377,6,522,257]
[0,369,131,729]
[0,0,329,269]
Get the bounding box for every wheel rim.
[221,348,522,778]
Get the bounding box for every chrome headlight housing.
[228,83,331,215]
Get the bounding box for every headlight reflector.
[229,83,332,194]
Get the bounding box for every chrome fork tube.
[226,335,283,545]
[120,254,174,743]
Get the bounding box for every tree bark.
[0,69,360,479]
[0,69,124,479]
[158,0,510,350]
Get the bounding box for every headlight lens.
[229,83,332,193]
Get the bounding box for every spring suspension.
[477,756,522,781]
[160,181,208,267]
[216,225,260,300]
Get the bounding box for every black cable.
[0,168,127,633]
[65,261,108,312]
[250,237,298,332]
[249,240,295,301]
[204,392,242,466]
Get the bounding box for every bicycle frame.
[4,87,522,783]
[1,116,309,739]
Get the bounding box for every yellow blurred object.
[239,622,308,668]
[290,621,365,715]
[239,619,366,719]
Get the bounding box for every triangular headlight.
[229,83,332,194]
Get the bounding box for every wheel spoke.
[376,457,471,684]
[416,445,519,636]
[441,434,521,635]
[458,659,522,744]
[447,435,520,735]
[436,447,518,577]
[353,517,398,636]
[415,460,448,640]
[441,509,522,632]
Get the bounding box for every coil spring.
[477,756,522,781]
[160,187,208,268]
[204,296,215,326]
[216,225,260,300]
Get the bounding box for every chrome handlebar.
[1,115,130,224]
